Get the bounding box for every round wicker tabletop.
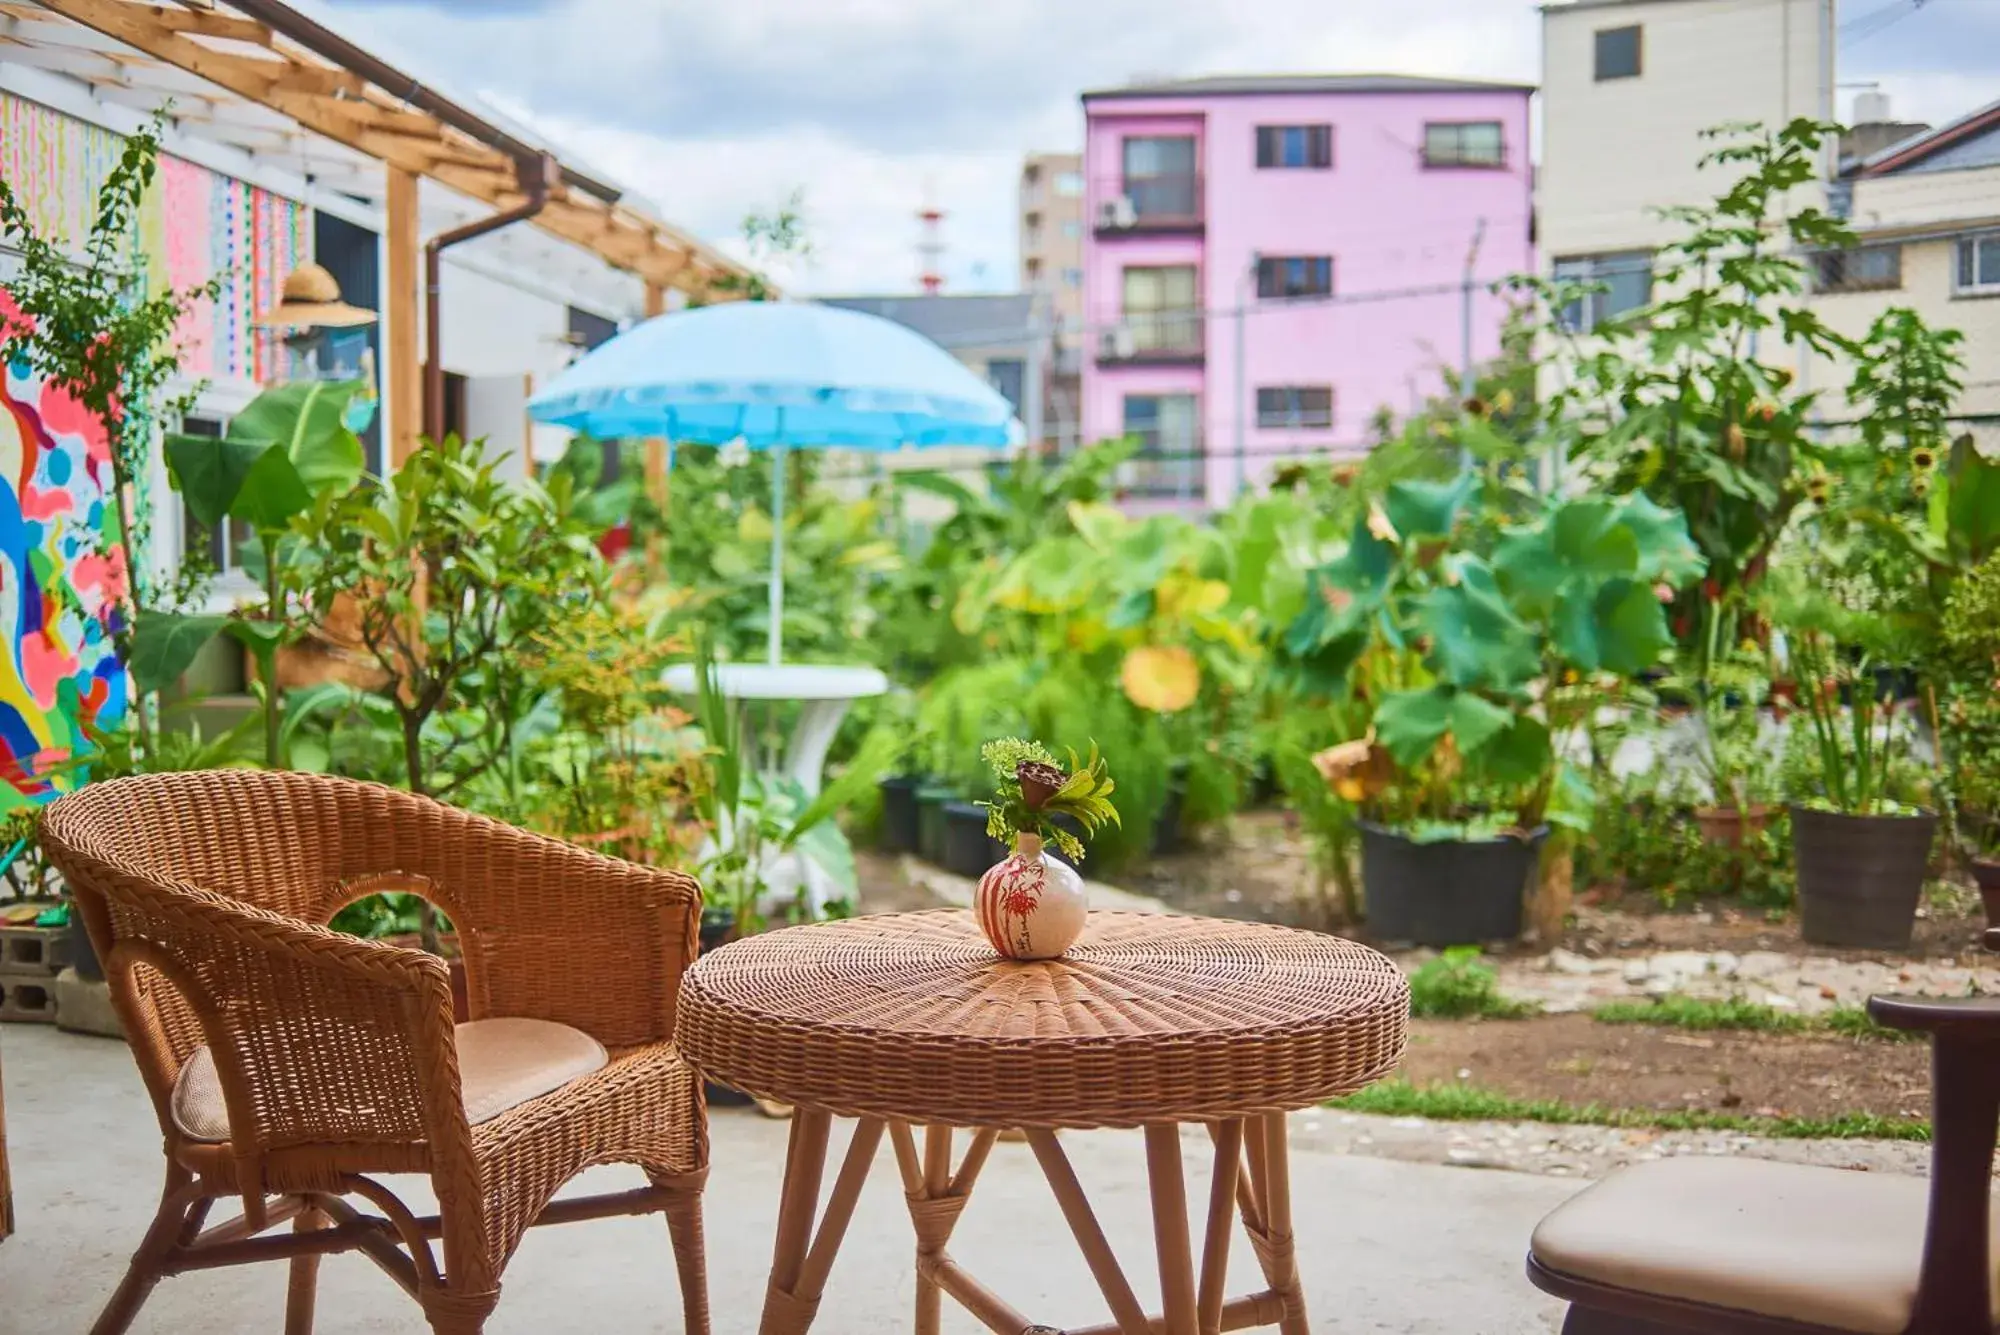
[675,909,1410,1129]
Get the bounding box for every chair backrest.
[40,772,465,1163]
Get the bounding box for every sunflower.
[1911,445,1939,472]
[1805,471,1833,504]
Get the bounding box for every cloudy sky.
[317,0,1989,295]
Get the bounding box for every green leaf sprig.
[976,737,1120,863]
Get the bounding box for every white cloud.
[324,0,1987,293]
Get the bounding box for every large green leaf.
[1481,714,1553,788]
[1414,571,1538,690]
[165,432,268,529]
[231,447,313,533]
[1382,472,1475,541]
[226,380,367,494]
[1375,687,1452,767]
[130,612,227,694]
[1947,450,2000,564]
[1613,493,1706,582]
[1447,691,1515,758]
[1593,578,1675,674]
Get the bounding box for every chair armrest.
[1867,995,2000,1040]
[1867,994,2000,1332]
[405,815,702,1048]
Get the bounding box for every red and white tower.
[916,197,946,294]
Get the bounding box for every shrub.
[1407,947,1538,1019]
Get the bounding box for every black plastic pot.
[696,909,754,1107]
[1359,821,1546,947]
[942,801,1003,877]
[879,774,922,853]
[916,784,959,866]
[1792,805,1937,949]
[68,907,102,982]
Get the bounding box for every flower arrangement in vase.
[973,739,1120,960]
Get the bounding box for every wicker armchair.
[41,770,710,1335]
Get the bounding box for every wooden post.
[642,280,668,578]
[384,165,421,468]
[0,1041,12,1243]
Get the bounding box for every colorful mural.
[1,93,310,384]
[0,292,128,808]
[0,92,312,804]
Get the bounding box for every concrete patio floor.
[0,1025,1574,1332]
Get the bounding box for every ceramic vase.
[974,832,1087,960]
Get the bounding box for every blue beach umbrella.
[530,300,1019,663]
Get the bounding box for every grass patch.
[1591,993,1913,1041]
[1408,947,1539,1020]
[1329,1079,1929,1142]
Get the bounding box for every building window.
[1062,267,1083,289]
[1595,25,1642,80]
[1120,135,1199,221]
[986,358,1027,416]
[1122,393,1203,498]
[1121,265,1201,353]
[1815,244,1903,293]
[1055,170,1084,197]
[1955,233,2000,295]
[1423,121,1505,168]
[1256,386,1334,429]
[1552,251,1653,331]
[1256,256,1333,300]
[1060,219,1082,239]
[1255,124,1333,169]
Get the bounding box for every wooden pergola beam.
[27,0,746,298]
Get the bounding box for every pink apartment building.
[1080,74,1535,505]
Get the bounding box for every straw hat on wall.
[252,263,377,331]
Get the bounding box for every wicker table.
[676,909,1409,1335]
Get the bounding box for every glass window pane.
[1424,124,1456,163]
[1595,25,1642,80]
[1960,240,1977,289]
[1464,122,1503,163]
[1980,237,2000,287]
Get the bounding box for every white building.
[1539,0,1836,327]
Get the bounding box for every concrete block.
[0,925,69,977]
[0,971,55,1025]
[52,968,123,1039]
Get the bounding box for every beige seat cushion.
[1532,1156,2000,1334]
[172,1017,609,1144]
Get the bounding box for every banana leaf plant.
[1287,473,1705,839]
[149,379,368,765]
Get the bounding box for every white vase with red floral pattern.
[974,832,1087,960]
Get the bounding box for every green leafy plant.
[1293,474,1704,837]
[0,110,223,748]
[157,379,370,765]
[1407,947,1538,1019]
[976,737,1120,863]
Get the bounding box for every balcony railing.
[1092,173,1204,233]
[1117,438,1206,500]
[1094,312,1204,364]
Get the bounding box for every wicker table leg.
[1237,1113,1310,1335]
[757,1113,886,1335]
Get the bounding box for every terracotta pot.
[1972,859,2000,934]
[974,832,1087,960]
[1693,803,1774,850]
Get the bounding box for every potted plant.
[1783,624,1936,949]
[1294,477,1704,946]
[972,738,1119,959]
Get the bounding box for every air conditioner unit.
[1096,196,1138,229]
[1097,325,1138,360]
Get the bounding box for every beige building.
[1810,99,2000,437]
[1539,0,1834,327]
[1019,152,1085,448]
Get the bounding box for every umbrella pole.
[768,441,786,666]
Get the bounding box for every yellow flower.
[1911,445,1939,472]
[1120,645,1200,713]
[1367,500,1400,545]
